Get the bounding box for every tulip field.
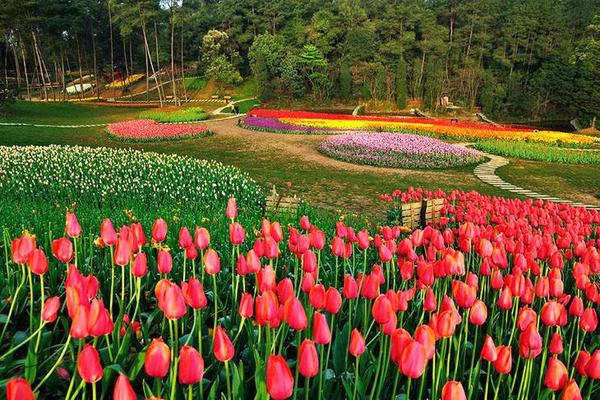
[2,182,600,400]
[244,109,600,146]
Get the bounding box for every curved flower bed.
[0,145,264,209]
[107,119,212,142]
[319,132,484,168]
[241,116,336,134]
[248,109,598,145]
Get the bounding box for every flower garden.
[245,109,599,146]
[105,74,145,90]
[107,119,211,142]
[138,107,209,124]
[319,133,484,169]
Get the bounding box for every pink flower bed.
[107,119,210,141]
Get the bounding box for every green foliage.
[572,15,600,126]
[339,61,352,100]
[138,107,208,123]
[299,44,330,99]
[201,30,242,88]
[395,56,408,109]
[184,77,207,91]
[473,140,600,164]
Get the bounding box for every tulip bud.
[561,380,582,400]
[213,325,235,362]
[481,335,497,362]
[181,277,207,309]
[441,381,467,400]
[343,275,358,299]
[52,237,74,263]
[545,356,568,391]
[312,311,331,345]
[6,378,35,400]
[113,374,137,400]
[152,218,167,242]
[239,293,254,318]
[325,287,342,314]
[132,252,148,277]
[194,227,210,250]
[204,249,221,275]
[298,339,319,378]
[42,296,61,323]
[66,212,82,238]
[178,345,204,384]
[266,354,294,400]
[144,338,170,378]
[178,227,193,249]
[283,297,307,331]
[494,345,512,374]
[400,340,427,378]
[349,329,366,357]
[28,248,48,276]
[549,333,564,355]
[469,300,488,326]
[77,344,103,383]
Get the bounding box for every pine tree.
[339,61,352,100]
[395,55,407,109]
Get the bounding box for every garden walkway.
[456,143,600,210]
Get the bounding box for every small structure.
[400,198,445,229]
[265,186,301,216]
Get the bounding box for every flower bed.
[107,119,211,142]
[248,109,598,145]
[0,145,263,210]
[1,189,600,399]
[139,107,209,123]
[241,116,338,134]
[319,132,484,169]
[105,73,145,89]
[473,140,600,164]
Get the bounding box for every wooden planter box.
[400,198,445,228]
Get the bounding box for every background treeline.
[0,0,599,124]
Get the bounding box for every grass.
[1,101,597,215]
[222,99,261,114]
[0,101,148,124]
[138,106,208,123]
[184,77,207,91]
[473,140,600,163]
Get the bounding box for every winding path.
[456,143,600,210]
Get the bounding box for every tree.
[395,55,408,109]
[339,61,352,100]
[299,44,329,99]
[572,15,600,127]
[201,29,241,90]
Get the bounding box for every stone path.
[456,143,600,210]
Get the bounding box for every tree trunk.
[60,50,66,101]
[123,38,129,80]
[108,0,115,96]
[12,41,21,87]
[140,9,163,107]
[180,15,188,102]
[153,20,165,102]
[4,37,9,88]
[92,27,100,100]
[20,38,31,100]
[170,1,178,105]
[75,35,85,100]
[31,32,48,100]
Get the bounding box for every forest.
[1,0,599,124]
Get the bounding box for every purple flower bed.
[319,132,484,169]
[241,116,340,134]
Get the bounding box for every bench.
[400,198,445,229]
[265,186,301,216]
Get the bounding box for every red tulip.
[545,356,568,391]
[580,308,598,332]
[519,324,543,359]
[178,227,193,249]
[298,339,319,378]
[561,380,582,400]
[132,252,148,277]
[441,381,467,400]
[114,234,132,267]
[181,277,207,309]
[226,197,238,219]
[152,218,168,242]
[70,305,89,339]
[213,325,235,362]
[185,245,198,260]
[325,287,342,314]
[586,350,600,379]
[497,287,513,310]
[77,344,103,383]
[6,378,35,400]
[349,329,366,357]
[52,237,73,263]
[87,299,114,337]
[130,223,146,248]
[481,335,497,362]
[574,350,591,376]
[299,215,311,230]
[157,249,173,274]
[194,227,210,250]
[549,333,564,355]
[424,287,437,311]
[494,345,512,374]
[178,345,204,384]
[42,296,60,323]
[372,295,394,325]
[301,250,317,273]
[541,301,562,326]
[283,297,307,330]
[400,340,427,378]
[469,300,487,326]
[204,249,221,275]
[66,212,82,238]
[113,374,137,400]
[309,284,326,310]
[12,234,36,264]
[266,354,294,400]
[568,296,584,317]
[28,248,48,276]
[517,307,537,331]
[452,280,477,308]
[144,338,170,378]
[239,292,254,318]
[229,222,245,245]
[312,311,331,345]
[413,325,436,360]
[158,283,187,320]
[277,278,295,304]
[255,290,279,327]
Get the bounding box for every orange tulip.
[144,338,170,378]
[441,381,467,400]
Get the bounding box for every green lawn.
[1,101,597,216]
